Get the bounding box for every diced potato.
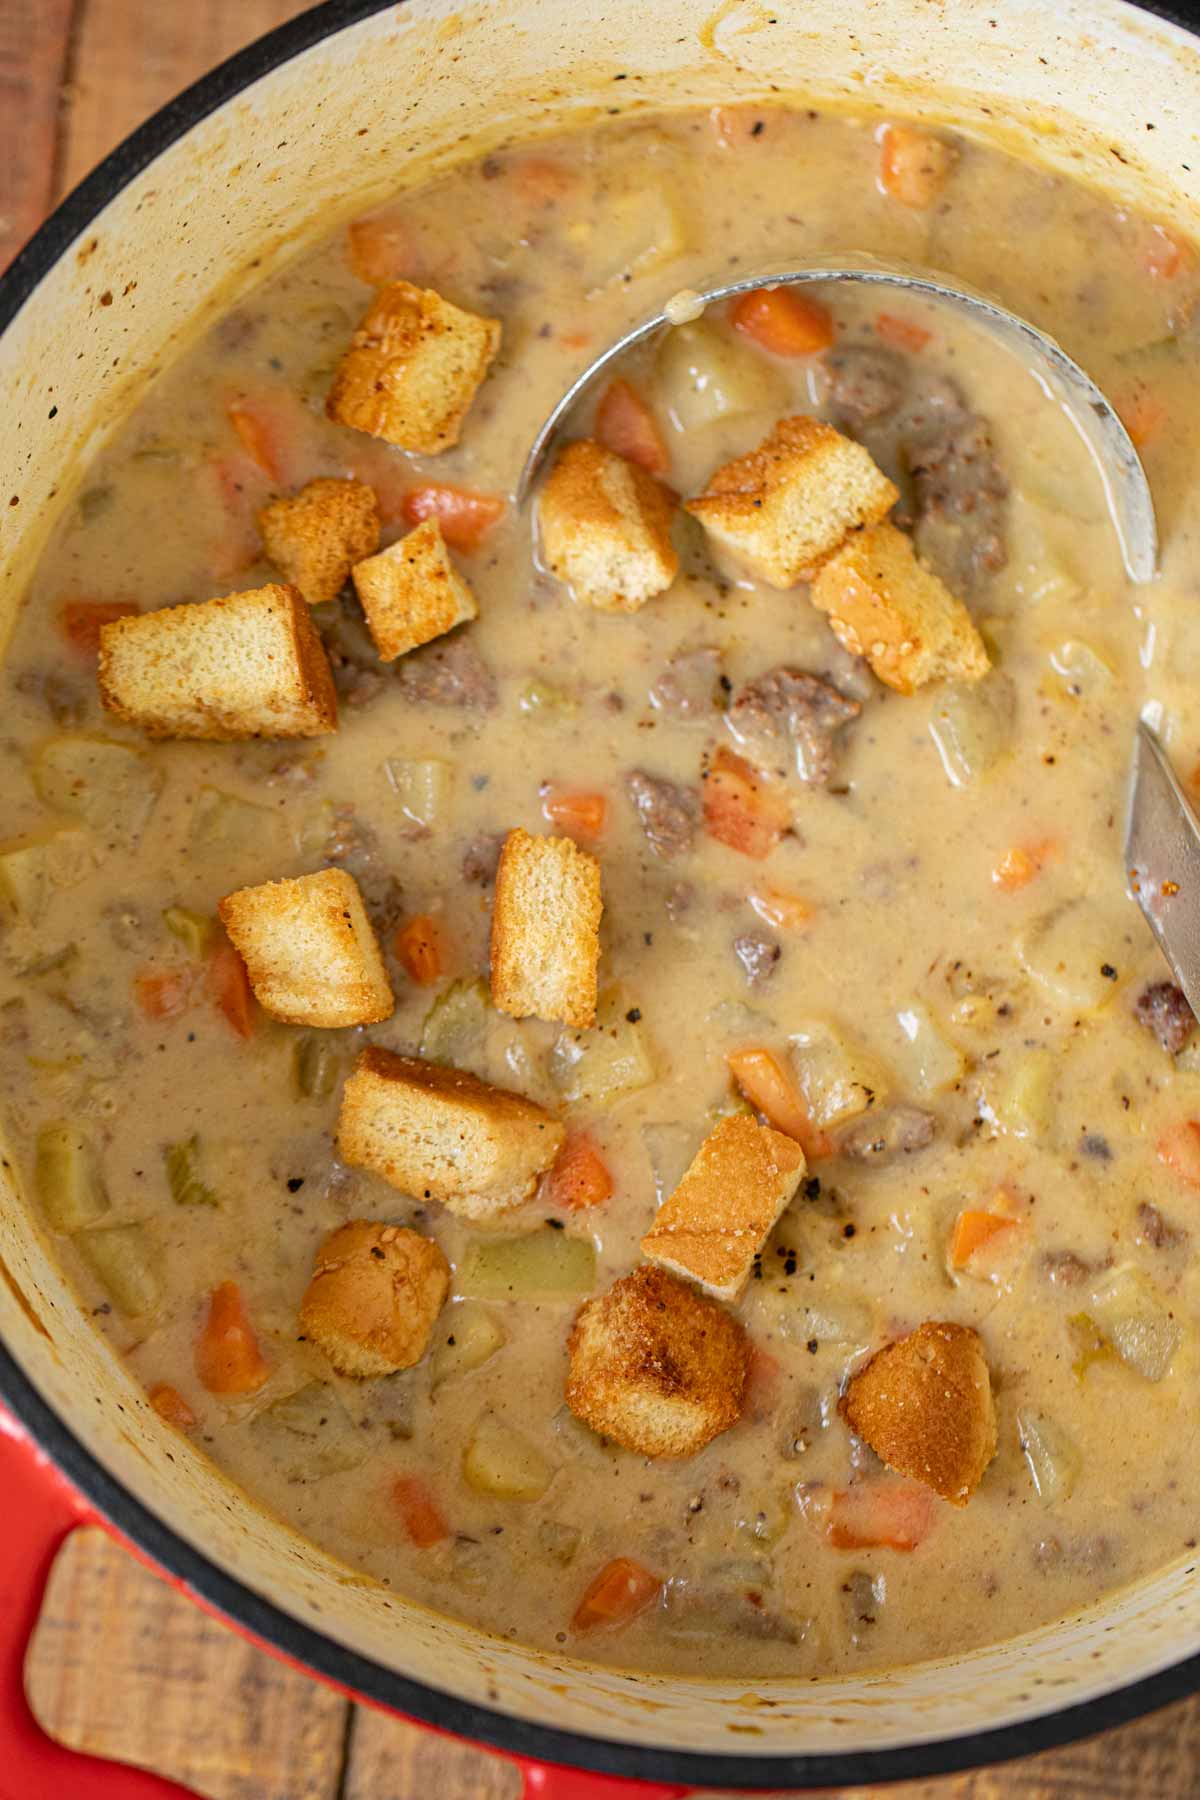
[189,787,281,858]
[1089,1265,1181,1382]
[164,1135,217,1207]
[163,906,215,959]
[893,1003,965,1094]
[984,1048,1056,1139]
[0,830,91,925]
[656,319,780,431]
[292,1033,343,1101]
[778,1292,874,1352]
[419,977,490,1074]
[642,1121,702,1204]
[75,1223,162,1317]
[462,1412,556,1500]
[430,1303,506,1388]
[34,1121,110,1231]
[1017,1407,1081,1506]
[457,1231,596,1300]
[549,987,655,1107]
[585,180,689,293]
[928,674,1016,789]
[249,1382,368,1480]
[537,1518,582,1564]
[32,737,164,846]
[789,1018,889,1130]
[384,758,454,837]
[1047,639,1115,701]
[1018,902,1124,1012]
[518,680,578,719]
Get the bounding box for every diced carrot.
[727,1046,832,1160]
[1118,389,1168,449]
[207,450,268,579]
[208,940,256,1040]
[827,1481,936,1551]
[1157,1119,1200,1188]
[709,105,766,148]
[559,330,592,353]
[875,311,932,353]
[227,398,287,483]
[402,483,506,553]
[949,1209,1018,1271]
[703,747,791,860]
[746,886,814,931]
[59,599,139,655]
[393,915,445,986]
[347,211,409,285]
[743,1345,783,1421]
[878,125,955,209]
[572,1557,662,1631]
[134,967,194,1022]
[543,1133,614,1211]
[541,783,608,843]
[148,1382,198,1431]
[1140,223,1187,280]
[991,838,1059,892]
[226,388,320,491]
[194,1281,269,1397]
[731,287,835,357]
[393,1475,450,1548]
[594,379,669,474]
[510,156,575,205]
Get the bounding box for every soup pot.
[2,1,1200,1792]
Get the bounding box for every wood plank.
[26,1528,349,1800]
[343,1703,521,1800]
[0,0,75,271]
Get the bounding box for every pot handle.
[0,1404,202,1800]
[519,1763,690,1799]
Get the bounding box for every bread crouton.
[217,868,392,1028]
[641,1115,805,1301]
[839,1320,997,1505]
[299,1220,449,1378]
[352,518,478,661]
[538,439,678,613]
[97,584,337,740]
[325,281,501,453]
[566,1264,748,1458]
[810,520,990,693]
[259,477,380,606]
[685,416,897,588]
[489,828,602,1029]
[338,1046,565,1222]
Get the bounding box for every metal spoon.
[518,254,1158,584]
[1126,721,1200,1016]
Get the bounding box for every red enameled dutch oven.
[3,2,1200,1793]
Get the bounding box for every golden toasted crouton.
[217,868,392,1028]
[566,1264,748,1458]
[840,1320,997,1505]
[338,1046,565,1222]
[538,439,678,613]
[685,416,897,588]
[97,584,337,740]
[325,281,501,453]
[641,1115,805,1301]
[810,520,990,693]
[489,828,602,1030]
[300,1220,449,1378]
[352,518,478,661]
[258,477,381,606]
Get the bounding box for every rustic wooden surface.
[5,2,1200,1794]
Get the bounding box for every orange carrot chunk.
[208,940,256,1041]
[59,599,139,654]
[879,125,955,209]
[134,968,193,1022]
[1118,389,1167,449]
[195,1281,269,1396]
[543,1134,614,1211]
[227,398,287,483]
[402,484,505,553]
[746,886,814,931]
[148,1382,198,1431]
[541,783,608,843]
[510,156,575,205]
[731,287,835,357]
[827,1481,936,1551]
[727,1046,831,1160]
[1157,1119,1200,1188]
[991,839,1058,892]
[874,311,932,353]
[572,1557,662,1631]
[703,747,791,860]
[949,1209,1018,1271]
[743,1344,783,1421]
[393,1475,451,1548]
[594,379,670,474]
[347,211,409,285]
[1140,224,1186,280]
[393,915,445,986]
[207,451,268,580]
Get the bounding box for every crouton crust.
[337,1046,565,1221]
[811,520,990,693]
[325,281,501,454]
[839,1320,997,1505]
[217,867,393,1028]
[299,1220,449,1378]
[685,416,897,588]
[566,1264,749,1459]
[641,1114,805,1301]
[490,827,603,1029]
[259,477,381,606]
[538,439,678,613]
[352,517,478,661]
[97,583,337,740]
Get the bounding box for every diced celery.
[1018,902,1124,1011]
[518,680,578,719]
[789,1019,889,1130]
[32,737,164,845]
[987,1048,1056,1139]
[1068,1312,1115,1379]
[385,757,454,836]
[189,787,279,857]
[537,1518,582,1564]
[1089,1265,1182,1382]
[430,1303,506,1388]
[893,1003,965,1094]
[34,1121,110,1230]
[163,906,215,959]
[462,1412,556,1500]
[249,1383,368,1479]
[656,319,779,430]
[0,831,89,924]
[164,1135,218,1207]
[75,1223,162,1317]
[735,1497,790,1547]
[928,675,1016,789]
[293,1034,342,1101]
[778,1291,873,1352]
[494,1026,555,1107]
[1017,1407,1081,1505]
[457,1231,596,1300]
[643,1121,701,1204]
[420,978,490,1072]
[549,987,655,1107]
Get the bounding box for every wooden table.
[3,2,1200,1793]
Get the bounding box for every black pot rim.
[4,0,1200,1786]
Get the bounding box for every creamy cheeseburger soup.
[3,106,1200,1681]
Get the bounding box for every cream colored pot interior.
[2,0,1200,1766]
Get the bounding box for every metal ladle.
[517,254,1158,585]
